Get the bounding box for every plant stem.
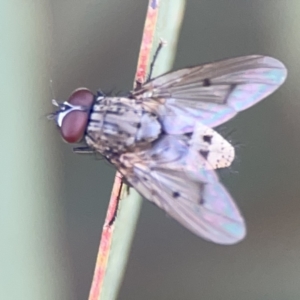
[88,1,186,299]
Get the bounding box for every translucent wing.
[138,55,287,133]
[120,134,245,244]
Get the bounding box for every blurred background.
[2,0,300,299]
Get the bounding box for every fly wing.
[120,135,245,244]
[139,55,287,133]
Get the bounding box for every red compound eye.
[61,88,94,143]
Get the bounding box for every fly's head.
[49,88,95,144]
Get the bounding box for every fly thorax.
[85,97,161,155]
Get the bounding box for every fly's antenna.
[49,78,56,103]
[46,99,61,121]
[44,80,59,121]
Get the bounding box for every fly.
[49,53,287,244]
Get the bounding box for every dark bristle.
[172,191,180,198]
[203,78,211,87]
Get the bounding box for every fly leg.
[147,39,165,82]
[133,39,165,91]
[107,173,132,226]
[73,146,95,154]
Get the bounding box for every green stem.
[96,1,186,299]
